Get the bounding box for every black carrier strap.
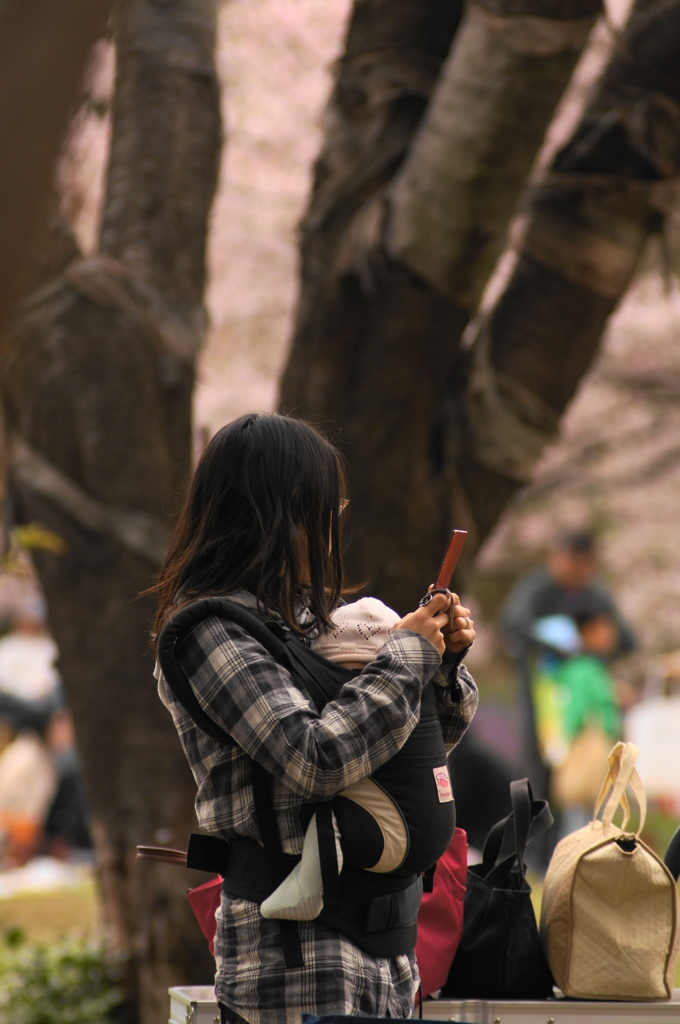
[251,761,303,968]
[157,596,345,716]
[199,835,423,958]
[316,801,341,908]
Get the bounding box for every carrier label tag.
[433,765,453,803]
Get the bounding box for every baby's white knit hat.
[313,597,401,664]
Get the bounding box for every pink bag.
[415,828,467,1000]
[187,875,222,956]
[136,843,223,957]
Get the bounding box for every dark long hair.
[150,413,347,638]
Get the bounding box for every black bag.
[442,778,555,1000]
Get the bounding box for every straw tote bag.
[540,741,680,1001]
[551,723,613,809]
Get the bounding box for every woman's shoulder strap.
[157,596,343,717]
[159,596,288,658]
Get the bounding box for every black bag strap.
[421,862,436,894]
[481,778,553,886]
[506,778,532,877]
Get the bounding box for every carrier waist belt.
[187,833,423,958]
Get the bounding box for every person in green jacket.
[557,610,621,744]
[531,606,622,836]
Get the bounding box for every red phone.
[435,529,467,590]
[419,529,467,606]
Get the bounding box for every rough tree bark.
[279,0,601,612]
[0,1,222,1021]
[0,0,116,335]
[281,0,680,614]
[457,0,680,538]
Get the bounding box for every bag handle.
[592,741,647,835]
[136,845,187,865]
[508,778,531,876]
[482,778,553,884]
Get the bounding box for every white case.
[169,986,680,1024]
[168,986,220,1024]
[421,992,680,1023]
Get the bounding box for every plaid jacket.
[156,590,478,1023]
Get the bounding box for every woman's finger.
[419,592,451,615]
[450,600,470,619]
[451,615,473,633]
[445,612,476,652]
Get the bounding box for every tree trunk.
[0,1,222,1021]
[280,0,600,611]
[0,0,116,334]
[386,0,600,307]
[456,0,680,538]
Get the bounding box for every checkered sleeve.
[430,655,479,753]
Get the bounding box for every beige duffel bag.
[540,741,680,1000]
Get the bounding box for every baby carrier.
[156,597,456,965]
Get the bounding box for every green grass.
[0,880,125,1024]
[0,876,100,945]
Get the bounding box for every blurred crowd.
[452,530,680,870]
[0,594,90,870]
[0,530,675,877]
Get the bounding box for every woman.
[152,412,478,1023]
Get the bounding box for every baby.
[261,595,452,921]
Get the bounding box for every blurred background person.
[0,691,91,867]
[500,531,635,663]
[0,595,60,702]
[0,694,59,866]
[531,606,622,839]
[42,706,92,862]
[499,531,634,868]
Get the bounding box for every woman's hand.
[393,592,451,655]
[444,592,476,653]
